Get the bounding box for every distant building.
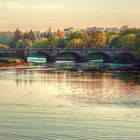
[86,27,104,33]
[95,27,104,32]
[64,28,79,36]
[105,27,120,33]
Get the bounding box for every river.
[0,61,140,140]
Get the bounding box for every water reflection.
[1,67,139,107]
[0,66,140,140]
[112,72,140,85]
[27,56,135,71]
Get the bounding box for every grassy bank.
[0,58,28,67]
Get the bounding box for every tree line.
[0,28,140,57]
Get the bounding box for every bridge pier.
[46,56,55,63]
[76,57,87,63]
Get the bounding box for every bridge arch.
[55,51,84,63]
[27,51,54,63]
[86,52,112,63]
[114,52,137,63]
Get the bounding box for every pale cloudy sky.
[0,0,140,31]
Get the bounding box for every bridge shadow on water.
[26,50,139,72]
[26,55,137,73]
[112,72,140,85]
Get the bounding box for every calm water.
[0,63,140,140]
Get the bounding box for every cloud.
[0,2,65,11]
[0,2,23,9]
[31,4,65,10]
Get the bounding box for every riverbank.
[0,58,140,72]
[0,58,29,67]
[95,63,140,72]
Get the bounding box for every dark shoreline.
[0,59,140,72]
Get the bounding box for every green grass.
[0,58,23,63]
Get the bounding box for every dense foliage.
[0,28,140,57]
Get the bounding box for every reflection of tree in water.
[112,72,140,85]
[15,69,36,86]
[14,69,140,106]
[56,72,140,105]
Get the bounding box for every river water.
[0,62,140,140]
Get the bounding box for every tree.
[120,28,140,36]
[68,31,82,40]
[134,33,140,57]
[68,39,77,48]
[0,44,9,48]
[11,28,22,48]
[16,39,33,48]
[67,31,89,47]
[120,34,136,48]
[109,36,121,48]
[47,35,59,48]
[23,31,29,39]
[106,32,118,46]
[33,38,48,48]
[68,38,83,48]
[90,32,106,47]
[28,30,36,40]
[0,32,14,47]
[56,39,68,48]
[56,30,65,39]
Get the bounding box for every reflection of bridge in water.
[0,48,138,63]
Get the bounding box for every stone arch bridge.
[0,48,138,63]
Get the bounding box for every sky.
[0,0,140,31]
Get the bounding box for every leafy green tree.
[68,38,83,48]
[106,32,118,46]
[56,39,68,48]
[16,39,33,48]
[68,39,77,48]
[120,28,140,36]
[28,30,36,40]
[47,35,59,48]
[120,34,136,48]
[134,33,140,57]
[109,37,121,48]
[0,32,14,46]
[23,31,29,39]
[33,38,48,48]
[68,31,84,40]
[10,28,22,48]
[67,31,89,47]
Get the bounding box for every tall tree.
[56,39,68,48]
[90,32,106,47]
[33,38,48,48]
[11,28,22,48]
[134,33,140,57]
[47,35,59,48]
[120,34,136,48]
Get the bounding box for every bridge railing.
[0,47,133,51]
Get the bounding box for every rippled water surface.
[0,65,140,140]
